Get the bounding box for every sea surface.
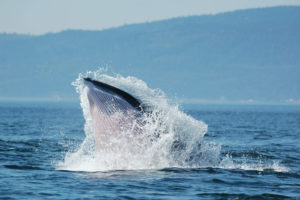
[1,101,300,200]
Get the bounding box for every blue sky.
[1,0,300,35]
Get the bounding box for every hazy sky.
[1,0,300,35]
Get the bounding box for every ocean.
[1,73,300,199]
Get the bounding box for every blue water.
[1,102,300,199]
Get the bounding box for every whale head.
[83,78,144,150]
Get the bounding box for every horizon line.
[1,97,300,106]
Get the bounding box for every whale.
[83,78,146,150]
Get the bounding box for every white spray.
[57,69,288,172]
[57,69,219,171]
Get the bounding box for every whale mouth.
[83,77,142,116]
[83,77,143,112]
[83,78,145,150]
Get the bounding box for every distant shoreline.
[1,98,300,107]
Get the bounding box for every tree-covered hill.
[0,6,299,103]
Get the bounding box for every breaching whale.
[83,78,146,150]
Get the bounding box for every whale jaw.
[83,78,144,150]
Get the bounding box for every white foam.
[56,69,290,173]
[57,69,218,171]
[219,154,290,172]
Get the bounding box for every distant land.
[0,6,299,104]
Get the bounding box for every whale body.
[83,78,145,150]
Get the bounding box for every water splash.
[57,69,289,173]
[57,69,220,171]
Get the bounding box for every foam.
[57,69,216,171]
[56,69,289,173]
